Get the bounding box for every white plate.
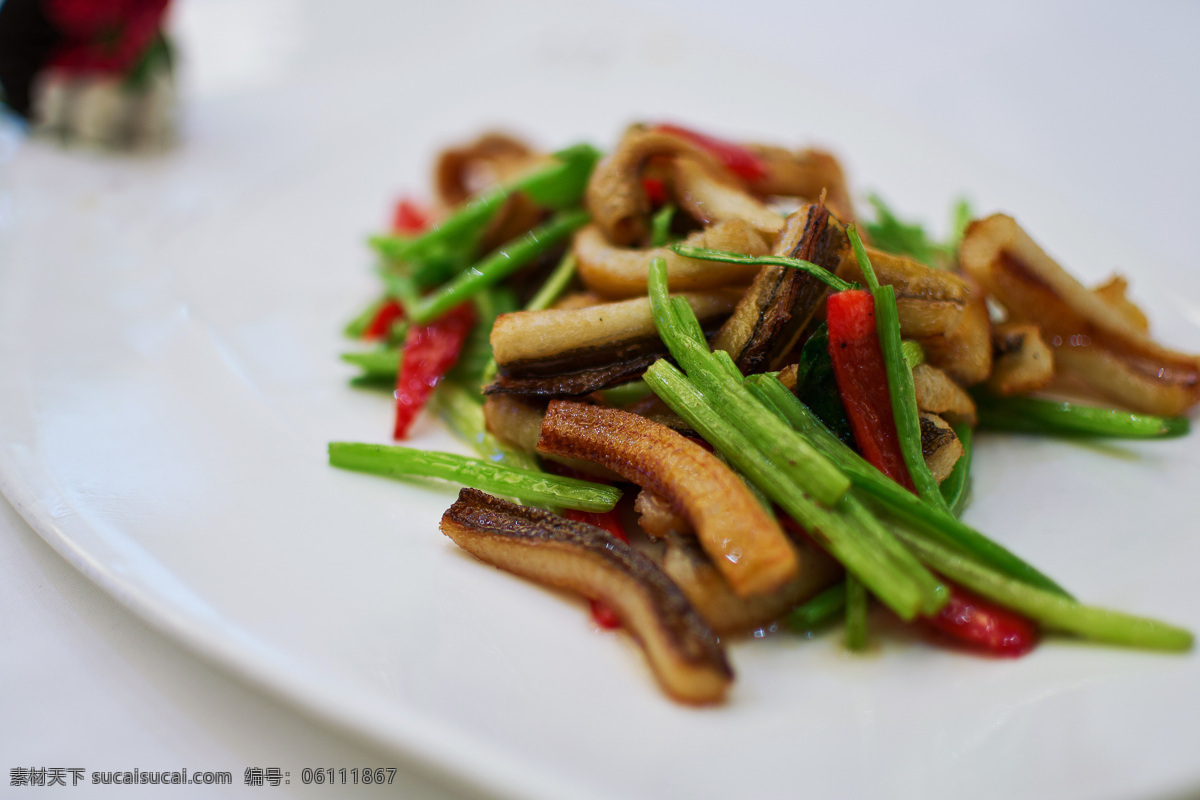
[2,2,1199,799]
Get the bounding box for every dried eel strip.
[919,412,964,483]
[743,145,857,222]
[912,363,978,426]
[961,214,1200,415]
[433,132,548,251]
[574,220,769,299]
[488,291,738,397]
[634,489,689,540]
[441,488,732,704]
[713,203,847,373]
[434,131,540,207]
[537,401,799,597]
[986,322,1055,396]
[662,533,842,635]
[481,395,622,480]
[585,126,736,246]
[671,156,784,238]
[836,246,972,339]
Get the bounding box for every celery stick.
[895,530,1193,652]
[846,226,946,508]
[874,282,951,511]
[410,209,588,325]
[344,297,386,339]
[976,394,1190,439]
[669,244,856,292]
[901,340,925,370]
[645,360,937,620]
[328,442,619,511]
[524,251,578,312]
[341,348,400,379]
[428,382,540,472]
[845,224,880,291]
[650,204,677,247]
[786,581,847,633]
[844,574,869,651]
[745,373,1071,598]
[447,288,516,391]
[371,143,600,265]
[648,261,851,507]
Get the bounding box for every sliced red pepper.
[642,177,668,206]
[652,123,768,183]
[391,197,432,235]
[392,303,476,440]
[923,584,1039,657]
[361,299,406,341]
[563,508,630,630]
[826,289,917,493]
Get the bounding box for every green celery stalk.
[847,226,948,511]
[650,204,676,247]
[786,581,848,633]
[864,194,938,268]
[648,260,851,508]
[447,288,517,391]
[370,143,600,266]
[410,209,589,325]
[523,251,578,312]
[901,340,925,370]
[341,347,400,379]
[863,195,973,268]
[895,530,1193,652]
[647,256,946,617]
[328,442,619,511]
[845,224,880,290]
[975,394,1190,439]
[344,297,386,339]
[380,271,421,315]
[644,359,941,620]
[946,198,973,257]
[669,244,856,292]
[844,574,869,651]
[744,373,1071,598]
[874,282,950,511]
[428,382,540,472]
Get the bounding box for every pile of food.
[330,124,1197,704]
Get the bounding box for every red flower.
[44,0,169,74]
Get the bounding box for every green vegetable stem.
[328,442,620,511]
[409,209,589,325]
[975,394,1190,439]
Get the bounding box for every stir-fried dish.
[330,124,1196,704]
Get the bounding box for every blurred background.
[3,1,1198,798]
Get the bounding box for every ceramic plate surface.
[2,2,1199,799]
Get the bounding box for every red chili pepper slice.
[652,123,768,183]
[361,299,405,341]
[826,289,917,493]
[563,507,629,631]
[642,177,668,206]
[392,303,476,440]
[923,584,1039,657]
[391,197,432,235]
